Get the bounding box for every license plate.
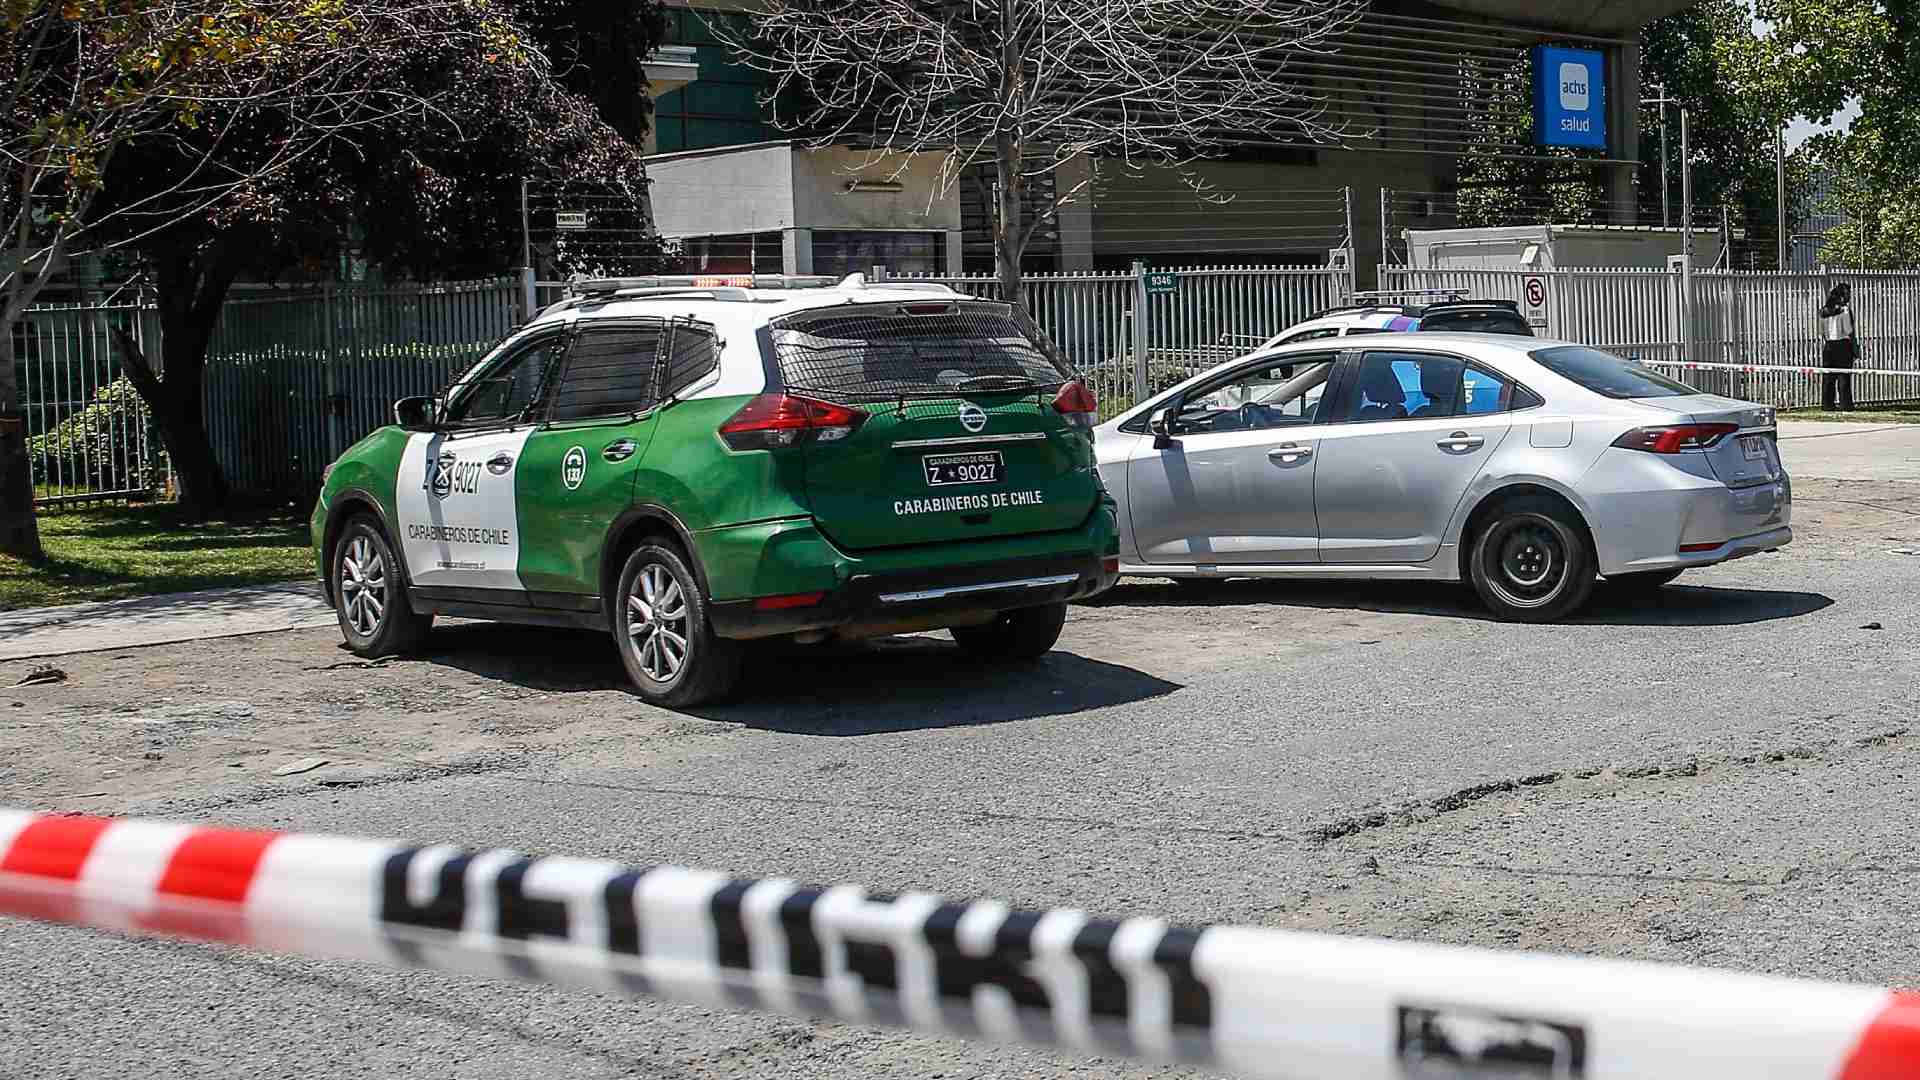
[923,451,1002,486]
[1740,435,1767,461]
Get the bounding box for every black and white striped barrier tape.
[1,809,1915,1079]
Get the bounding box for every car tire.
[1467,498,1596,623]
[613,542,744,708]
[950,602,1068,660]
[333,516,432,657]
[1610,568,1686,591]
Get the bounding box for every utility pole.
[1680,106,1693,362]
[1655,84,1671,228]
[1775,125,1790,270]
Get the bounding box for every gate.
[15,300,165,507]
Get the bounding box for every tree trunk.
[994,132,1025,308]
[113,231,242,520]
[0,326,45,560]
[149,386,227,517]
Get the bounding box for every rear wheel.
[1467,498,1596,623]
[613,542,745,708]
[950,602,1067,660]
[1610,568,1686,591]
[333,517,431,657]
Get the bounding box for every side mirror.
[1149,406,1180,449]
[394,395,440,432]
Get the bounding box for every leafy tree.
[717,0,1365,300]
[2,1,666,552]
[0,0,566,557]
[1727,0,1920,266]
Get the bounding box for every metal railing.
[885,263,1355,411]
[15,300,165,507]
[1379,264,1920,409]
[202,278,521,496]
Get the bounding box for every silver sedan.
[1093,334,1792,621]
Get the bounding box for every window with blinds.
[548,324,663,421]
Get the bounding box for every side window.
[1460,366,1514,415]
[445,335,564,425]
[658,319,721,399]
[548,324,664,422]
[1334,352,1464,423]
[1168,355,1336,434]
[1281,327,1342,344]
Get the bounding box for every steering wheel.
[1237,402,1271,430]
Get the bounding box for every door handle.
[602,438,639,462]
[1267,443,1314,464]
[1437,432,1485,452]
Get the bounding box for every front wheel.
[1467,499,1596,623]
[333,517,431,657]
[950,602,1068,660]
[613,543,744,708]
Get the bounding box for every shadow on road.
[411,622,1183,733]
[1088,578,1833,627]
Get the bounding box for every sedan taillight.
[1611,423,1739,454]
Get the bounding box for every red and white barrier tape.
[2,808,1916,1079]
[1642,359,1920,379]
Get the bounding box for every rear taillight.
[1611,423,1739,454]
[1052,379,1098,429]
[718,393,868,451]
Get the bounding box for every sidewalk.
[1777,420,1920,482]
[0,582,335,662]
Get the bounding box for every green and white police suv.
[310,274,1120,707]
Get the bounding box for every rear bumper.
[709,551,1117,640]
[699,498,1122,641]
[1583,449,1793,576]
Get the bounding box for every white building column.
[782,228,813,274]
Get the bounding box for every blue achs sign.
[1532,46,1607,151]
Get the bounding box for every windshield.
[1531,345,1694,398]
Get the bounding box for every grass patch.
[0,502,313,610]
[1781,401,1920,425]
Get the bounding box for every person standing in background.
[1819,282,1857,412]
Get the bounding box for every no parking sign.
[1524,275,1548,328]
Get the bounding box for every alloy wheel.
[626,562,689,684]
[339,535,387,637]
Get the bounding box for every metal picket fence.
[1379,264,1920,409]
[884,263,1354,411]
[202,278,521,495]
[14,299,166,507]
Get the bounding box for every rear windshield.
[1421,310,1534,336]
[1531,345,1693,398]
[769,301,1070,400]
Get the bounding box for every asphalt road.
[2,426,1918,1080]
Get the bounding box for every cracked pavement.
[1,472,1918,1079]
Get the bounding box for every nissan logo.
[958,404,988,433]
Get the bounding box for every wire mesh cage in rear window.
[768,301,1070,400]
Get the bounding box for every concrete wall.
[1406,225,1726,270]
[1065,150,1454,286]
[647,142,796,237]
[789,147,961,232]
